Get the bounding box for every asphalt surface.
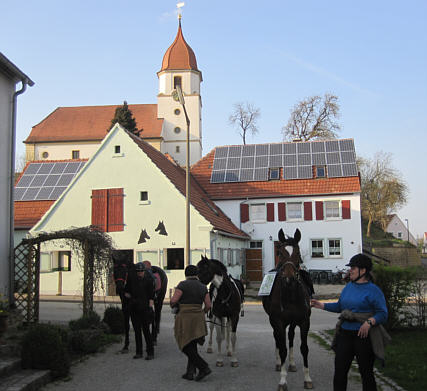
[40,302,364,391]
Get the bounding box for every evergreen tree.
[109,101,140,135]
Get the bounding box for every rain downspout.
[9,79,28,305]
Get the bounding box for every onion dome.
[160,20,199,72]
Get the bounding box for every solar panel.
[325,140,339,152]
[242,144,255,156]
[57,174,75,187]
[228,146,242,158]
[35,187,54,200]
[342,163,358,176]
[225,170,240,182]
[25,163,42,175]
[16,175,33,187]
[298,166,312,179]
[312,153,326,165]
[211,171,225,183]
[326,152,341,164]
[254,168,268,181]
[44,174,61,187]
[341,151,356,164]
[64,162,81,174]
[22,187,40,201]
[49,187,67,200]
[14,187,26,201]
[311,141,325,153]
[284,166,298,180]
[283,143,296,154]
[215,147,228,159]
[30,175,48,187]
[270,143,283,155]
[213,158,226,170]
[269,154,282,167]
[298,154,311,165]
[328,164,343,177]
[255,155,269,167]
[37,163,54,174]
[226,158,241,170]
[255,144,269,156]
[241,157,255,169]
[240,169,254,181]
[284,155,297,166]
[297,143,310,154]
[339,139,354,151]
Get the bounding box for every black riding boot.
[182,361,196,380]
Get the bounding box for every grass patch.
[376,329,427,391]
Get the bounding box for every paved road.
[40,302,363,391]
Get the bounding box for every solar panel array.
[15,161,86,201]
[210,139,357,183]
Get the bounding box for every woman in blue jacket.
[311,254,388,391]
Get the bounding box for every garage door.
[245,249,263,282]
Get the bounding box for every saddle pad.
[258,271,277,296]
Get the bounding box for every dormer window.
[269,168,280,180]
[174,76,182,89]
[315,166,326,178]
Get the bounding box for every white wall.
[215,194,362,275]
[0,73,14,297]
[34,141,100,161]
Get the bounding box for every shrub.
[70,329,104,354]
[69,311,101,331]
[21,323,70,378]
[373,263,417,330]
[103,306,124,334]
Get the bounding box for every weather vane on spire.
[177,2,185,20]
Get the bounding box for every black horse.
[262,229,313,390]
[197,255,244,367]
[112,252,168,351]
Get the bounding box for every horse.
[197,255,244,368]
[112,252,168,351]
[262,228,313,391]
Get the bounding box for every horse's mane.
[208,258,228,275]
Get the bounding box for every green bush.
[373,263,417,330]
[69,311,101,331]
[103,306,124,334]
[70,329,104,354]
[21,323,70,378]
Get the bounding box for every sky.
[2,1,426,238]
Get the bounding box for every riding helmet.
[346,253,372,271]
[135,262,146,272]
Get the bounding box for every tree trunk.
[367,216,373,237]
[82,240,94,316]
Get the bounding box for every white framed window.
[250,241,263,249]
[311,239,324,258]
[40,252,52,272]
[269,168,280,180]
[328,239,342,257]
[325,200,340,219]
[250,203,266,223]
[287,202,303,220]
[136,250,159,267]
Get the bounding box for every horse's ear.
[294,228,301,244]
[278,228,286,243]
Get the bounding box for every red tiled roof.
[191,149,361,199]
[14,201,54,229]
[128,132,248,239]
[160,22,200,74]
[25,104,163,143]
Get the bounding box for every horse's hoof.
[275,364,281,371]
[227,351,232,357]
[231,361,239,367]
[277,384,288,391]
[304,381,313,389]
[288,364,297,372]
[207,347,213,354]
[216,361,224,367]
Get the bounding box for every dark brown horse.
[197,255,244,367]
[262,229,313,390]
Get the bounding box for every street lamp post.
[172,85,191,266]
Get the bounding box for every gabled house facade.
[0,52,33,301]
[385,214,417,246]
[29,124,247,296]
[191,140,363,281]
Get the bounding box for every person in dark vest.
[311,254,388,391]
[124,262,155,360]
[170,265,212,381]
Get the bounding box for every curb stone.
[312,331,407,391]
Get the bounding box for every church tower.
[157,19,202,166]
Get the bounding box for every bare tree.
[229,102,260,145]
[359,152,408,237]
[282,94,340,141]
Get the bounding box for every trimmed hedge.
[103,306,124,334]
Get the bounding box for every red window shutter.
[278,202,286,221]
[267,203,274,222]
[240,203,249,223]
[107,188,124,232]
[304,202,312,221]
[91,189,107,232]
[315,201,324,220]
[342,200,351,219]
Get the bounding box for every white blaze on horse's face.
[212,274,223,288]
